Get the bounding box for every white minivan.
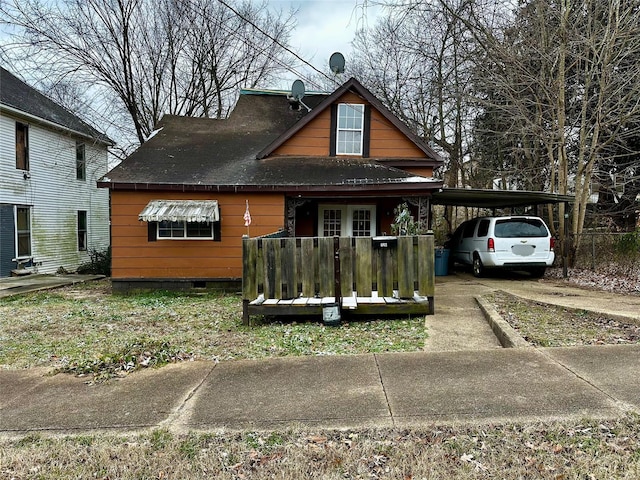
[447,216,555,277]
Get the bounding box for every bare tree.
[444,0,640,255]
[0,0,296,149]
[352,2,477,191]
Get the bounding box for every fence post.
[242,235,256,325]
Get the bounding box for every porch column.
[285,198,309,236]
[403,196,430,231]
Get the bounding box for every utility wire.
[210,13,326,91]
[215,0,341,88]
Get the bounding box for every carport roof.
[431,188,574,208]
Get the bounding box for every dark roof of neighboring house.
[0,66,113,145]
[100,78,443,194]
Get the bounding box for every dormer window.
[336,104,364,155]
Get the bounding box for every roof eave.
[98,180,444,194]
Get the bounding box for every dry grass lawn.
[2,277,640,478]
[0,279,425,379]
[487,290,640,347]
[1,417,640,479]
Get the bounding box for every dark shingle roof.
[0,66,112,144]
[101,80,443,193]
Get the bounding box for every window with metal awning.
[139,200,220,241]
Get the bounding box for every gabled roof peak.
[256,77,443,163]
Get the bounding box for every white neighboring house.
[0,67,112,277]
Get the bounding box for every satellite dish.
[329,52,345,74]
[291,79,305,100]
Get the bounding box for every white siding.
[0,111,110,274]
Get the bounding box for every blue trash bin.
[435,248,449,276]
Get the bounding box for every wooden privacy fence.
[242,235,435,324]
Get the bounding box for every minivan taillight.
[550,237,556,249]
[488,237,495,252]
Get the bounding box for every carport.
[430,188,574,276]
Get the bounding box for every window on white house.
[16,122,29,171]
[16,207,31,257]
[76,142,86,180]
[319,205,376,237]
[78,210,87,251]
[158,220,214,239]
[336,104,364,155]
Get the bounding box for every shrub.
[77,247,111,276]
[390,202,428,235]
[614,229,640,256]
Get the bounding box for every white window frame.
[78,210,88,251]
[15,206,32,259]
[157,220,214,240]
[336,103,365,156]
[318,204,376,237]
[76,141,86,180]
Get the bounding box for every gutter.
[97,180,445,194]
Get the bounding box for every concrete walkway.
[0,274,105,298]
[1,272,640,436]
[426,274,501,351]
[2,346,639,436]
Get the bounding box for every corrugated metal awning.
[138,200,219,223]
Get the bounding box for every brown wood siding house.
[99,78,444,291]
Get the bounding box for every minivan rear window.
[494,218,549,238]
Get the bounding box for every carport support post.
[334,236,341,309]
[563,208,569,278]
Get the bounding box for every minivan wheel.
[472,255,484,278]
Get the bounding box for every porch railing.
[242,235,435,324]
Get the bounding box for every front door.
[318,204,376,237]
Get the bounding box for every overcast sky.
[272,0,383,88]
